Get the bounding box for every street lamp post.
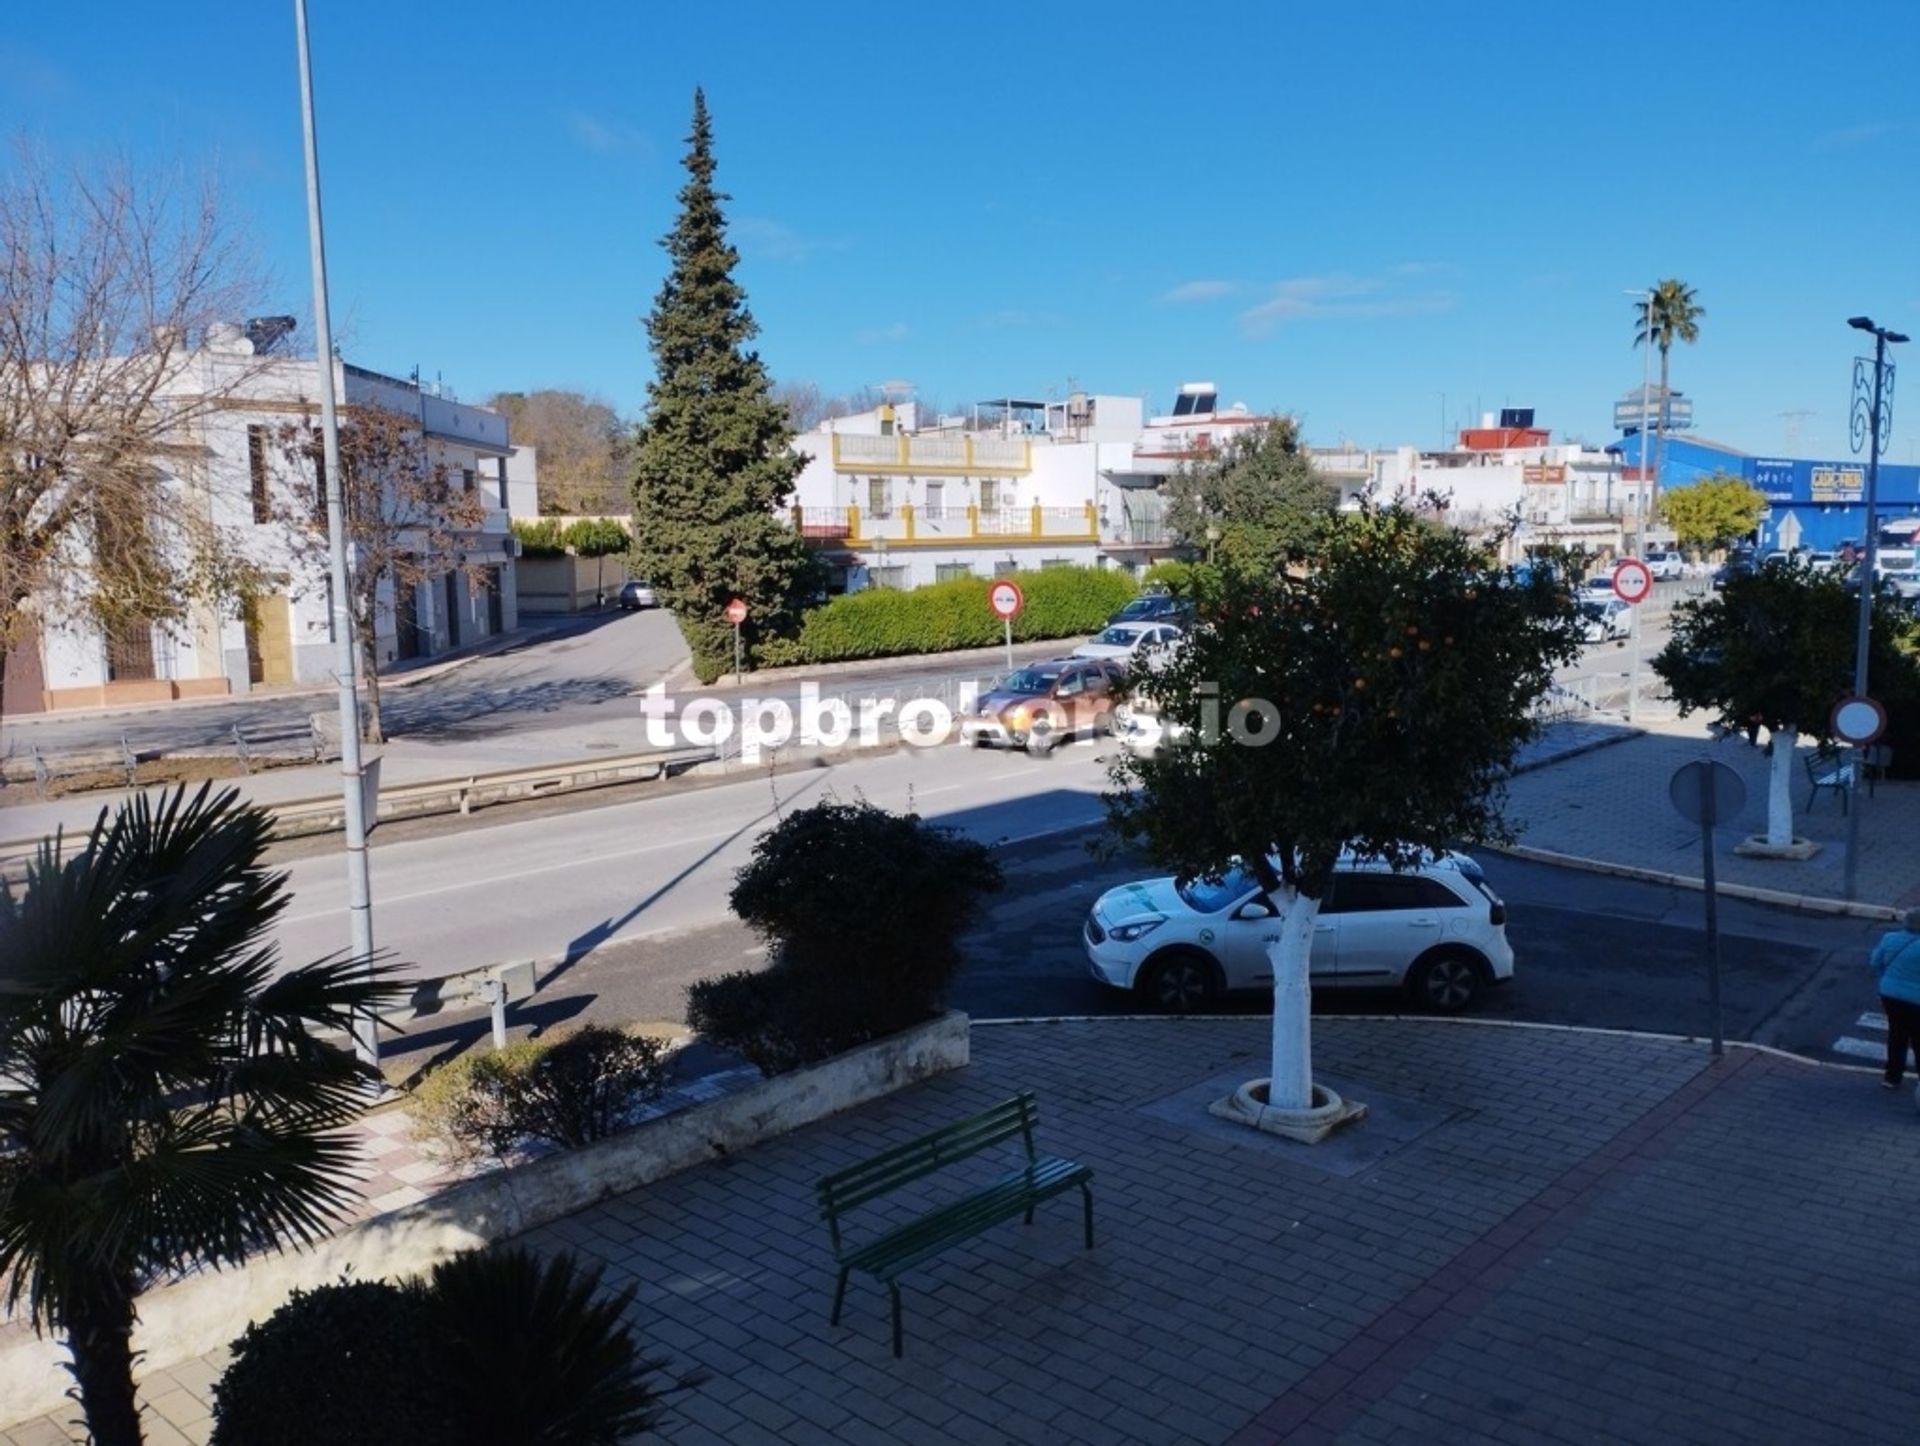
[294,0,379,1067]
[1842,315,1906,901]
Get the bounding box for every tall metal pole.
[1637,288,1654,555]
[295,0,379,1067]
[1842,329,1889,902]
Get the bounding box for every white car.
[1578,597,1634,643]
[1083,853,1513,1014]
[1642,549,1685,581]
[1580,573,1624,600]
[1113,698,1190,760]
[1072,622,1182,666]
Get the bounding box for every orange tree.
[1104,504,1580,1109]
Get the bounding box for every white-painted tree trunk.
[1265,885,1319,1111]
[1767,726,1797,847]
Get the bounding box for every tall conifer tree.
[633,89,813,679]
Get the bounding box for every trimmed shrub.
[564,517,631,557]
[209,1278,455,1446]
[411,1026,672,1162]
[687,801,1002,1074]
[768,565,1135,666]
[211,1250,683,1446]
[512,517,568,557]
[1141,558,1219,597]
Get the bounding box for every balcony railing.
[828,432,1032,474]
[789,502,1095,546]
[1102,520,1172,547]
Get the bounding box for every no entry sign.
[987,580,1025,620]
[1612,558,1653,604]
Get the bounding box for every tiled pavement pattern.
[1503,716,1920,909]
[7,1018,1918,1444]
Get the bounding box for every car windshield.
[1112,600,1154,619]
[1091,627,1139,645]
[1578,600,1607,619]
[1176,866,1256,913]
[998,667,1062,694]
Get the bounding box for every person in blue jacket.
[1868,909,1920,1087]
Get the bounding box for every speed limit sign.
[987,579,1024,620]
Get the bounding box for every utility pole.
[295,0,379,1067]
[1842,315,1906,901]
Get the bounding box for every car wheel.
[1140,950,1219,1014]
[1026,714,1056,757]
[1407,949,1485,1014]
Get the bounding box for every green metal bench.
[817,1092,1094,1356]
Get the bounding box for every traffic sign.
[1831,695,1888,746]
[1668,759,1745,828]
[1668,758,1743,1061]
[1612,558,1653,604]
[724,597,749,625]
[987,580,1025,620]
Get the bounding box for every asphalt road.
[373,800,1890,1083]
[3,577,1708,765]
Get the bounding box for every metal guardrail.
[0,744,718,875]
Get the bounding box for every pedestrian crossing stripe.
[1856,1013,1888,1032]
[1832,1036,1888,1061]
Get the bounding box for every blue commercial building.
[1614,431,1920,553]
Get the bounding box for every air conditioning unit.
[508,536,523,558]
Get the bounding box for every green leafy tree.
[1632,278,1704,478]
[1659,472,1766,552]
[1163,417,1339,577]
[1104,505,1581,1110]
[632,90,816,681]
[1654,559,1915,848]
[0,786,401,1446]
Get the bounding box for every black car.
[1104,594,1194,629]
[1711,553,1755,590]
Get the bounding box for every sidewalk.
[9,1016,1914,1444]
[1503,715,1920,911]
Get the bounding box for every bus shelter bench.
[816,1091,1093,1357]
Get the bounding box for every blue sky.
[5,1,1917,461]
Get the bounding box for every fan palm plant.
[1633,278,1705,444]
[0,784,401,1446]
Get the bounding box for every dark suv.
[1105,593,1195,629]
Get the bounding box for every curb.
[966,1011,1883,1075]
[699,637,1080,690]
[1482,841,1903,921]
[1510,725,1645,775]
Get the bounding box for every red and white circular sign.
[1831,695,1888,746]
[1612,559,1653,604]
[987,579,1025,620]
[724,597,749,625]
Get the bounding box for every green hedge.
[510,517,631,558]
[759,566,1135,666]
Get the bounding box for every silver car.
[618,579,657,610]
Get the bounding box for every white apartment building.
[11,328,518,715]
[787,382,1327,589]
[1363,411,1652,556]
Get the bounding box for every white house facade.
[12,331,518,715]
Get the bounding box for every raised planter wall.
[0,1011,970,1427]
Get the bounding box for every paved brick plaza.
[8,1015,1918,1444]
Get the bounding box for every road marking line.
[1856,1012,1889,1032]
[278,826,745,923]
[1831,1036,1887,1061]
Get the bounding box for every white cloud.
[733,216,845,264]
[857,322,910,345]
[565,111,651,156]
[1239,271,1455,335]
[1160,279,1240,304]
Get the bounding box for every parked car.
[1711,552,1756,590]
[1845,548,1920,602]
[1643,549,1685,581]
[617,579,658,610]
[1578,597,1634,643]
[1104,593,1195,629]
[1581,573,1624,600]
[1072,622,1182,668]
[1084,852,1512,1014]
[959,658,1124,756]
